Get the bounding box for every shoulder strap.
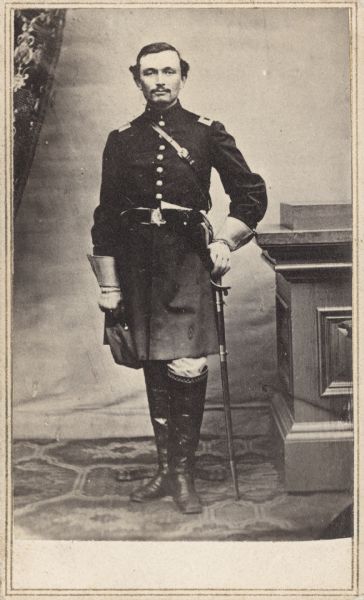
[198,116,213,126]
[118,122,131,133]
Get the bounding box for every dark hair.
[129,42,190,81]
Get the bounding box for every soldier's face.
[137,50,185,108]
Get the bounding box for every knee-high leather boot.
[168,368,208,514]
[130,361,171,502]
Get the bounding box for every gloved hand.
[208,240,231,278]
[98,288,129,329]
[98,287,124,313]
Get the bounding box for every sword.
[211,277,240,501]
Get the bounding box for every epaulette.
[198,116,213,126]
[118,122,131,133]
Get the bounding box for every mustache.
[152,87,171,93]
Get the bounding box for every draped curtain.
[13,9,66,216]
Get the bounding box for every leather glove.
[98,287,124,312]
[208,240,231,278]
[98,288,129,329]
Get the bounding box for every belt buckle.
[150,207,166,226]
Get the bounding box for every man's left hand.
[208,241,231,278]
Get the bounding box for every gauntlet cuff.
[214,216,255,251]
[87,254,120,287]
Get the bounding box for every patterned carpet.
[13,408,352,541]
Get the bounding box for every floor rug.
[13,410,352,541]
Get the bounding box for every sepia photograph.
[1,0,361,595]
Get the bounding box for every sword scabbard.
[211,276,240,500]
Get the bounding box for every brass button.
[156,193,163,200]
[156,166,163,173]
[157,154,164,161]
[159,145,166,151]
[156,180,163,186]
[158,120,165,127]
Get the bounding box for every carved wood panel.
[276,293,293,410]
[317,307,352,399]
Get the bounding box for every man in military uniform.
[90,42,267,514]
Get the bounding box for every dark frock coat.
[91,101,267,363]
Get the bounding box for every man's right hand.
[208,240,231,278]
[98,287,124,312]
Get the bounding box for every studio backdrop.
[13,7,351,439]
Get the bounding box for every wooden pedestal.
[257,203,353,492]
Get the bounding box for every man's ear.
[129,66,141,89]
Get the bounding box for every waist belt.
[119,208,214,264]
[120,207,201,227]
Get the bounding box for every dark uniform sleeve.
[210,121,267,230]
[91,131,122,256]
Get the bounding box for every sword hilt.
[210,277,231,296]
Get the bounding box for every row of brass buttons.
[155,117,166,201]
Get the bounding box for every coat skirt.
[110,218,218,362]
